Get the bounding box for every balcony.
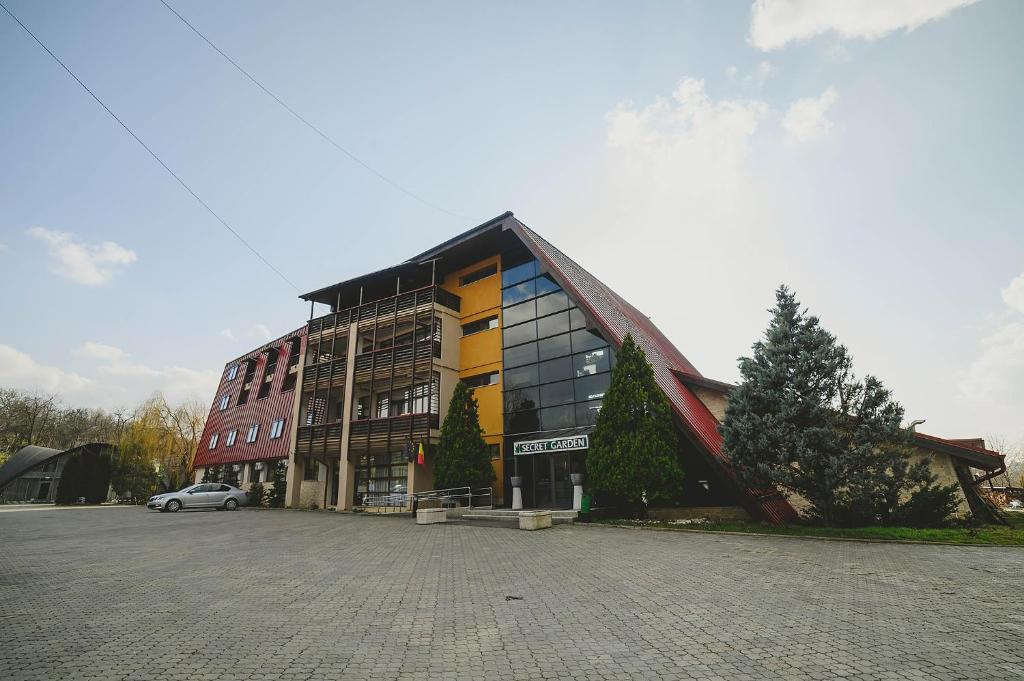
[306,285,460,341]
[295,412,438,457]
[301,356,348,392]
[348,413,439,452]
[352,340,439,386]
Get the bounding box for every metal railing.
[358,486,493,513]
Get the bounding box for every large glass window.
[502,321,536,347]
[504,387,539,412]
[536,291,569,317]
[537,333,572,361]
[574,347,612,377]
[537,310,570,340]
[502,280,535,307]
[504,342,537,369]
[501,257,613,437]
[503,300,536,327]
[504,364,538,390]
[537,356,573,384]
[501,260,537,288]
[540,379,574,407]
[574,373,610,402]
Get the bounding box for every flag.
[417,442,425,465]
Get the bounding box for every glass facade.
[353,450,408,506]
[501,257,615,508]
[501,259,613,437]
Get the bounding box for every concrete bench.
[518,510,553,531]
[416,508,447,525]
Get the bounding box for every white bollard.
[511,475,523,511]
[571,473,583,511]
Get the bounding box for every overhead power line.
[0,0,302,293]
[158,0,465,220]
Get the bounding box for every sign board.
[513,434,589,456]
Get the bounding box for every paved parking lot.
[1,506,1022,681]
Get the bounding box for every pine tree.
[203,464,223,483]
[587,334,683,516]
[434,381,494,490]
[721,286,947,527]
[268,460,287,508]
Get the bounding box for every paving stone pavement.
[1,506,1022,681]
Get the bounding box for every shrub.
[248,482,265,507]
[267,461,287,508]
[891,483,961,528]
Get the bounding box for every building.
[0,443,115,503]
[192,327,307,496]
[195,212,1006,520]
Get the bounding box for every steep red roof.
[510,219,798,523]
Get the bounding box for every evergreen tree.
[587,334,683,516]
[248,482,265,507]
[268,460,288,508]
[721,286,950,527]
[434,381,494,490]
[223,465,239,487]
[203,464,223,483]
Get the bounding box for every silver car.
[147,483,248,512]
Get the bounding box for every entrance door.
[330,464,339,507]
[37,481,51,500]
[552,454,572,509]
[534,454,553,508]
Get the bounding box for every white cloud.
[725,61,777,86]
[783,87,839,143]
[1001,272,1024,314]
[750,0,981,52]
[604,78,769,221]
[27,227,137,285]
[960,272,1024,408]
[960,321,1024,404]
[250,324,272,341]
[74,341,128,362]
[0,344,92,394]
[5,341,221,410]
[219,328,237,342]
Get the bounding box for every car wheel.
[165,499,181,513]
[224,498,239,511]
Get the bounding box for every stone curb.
[579,521,1024,548]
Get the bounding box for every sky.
[1,0,1021,444]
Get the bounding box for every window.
[504,387,539,413]
[540,404,575,430]
[503,364,538,390]
[208,433,219,449]
[537,333,572,361]
[226,364,239,381]
[500,260,537,288]
[574,348,611,377]
[461,315,499,336]
[576,400,602,427]
[459,263,498,286]
[502,321,536,347]
[538,356,573,384]
[218,394,230,411]
[246,423,260,443]
[503,300,535,327]
[269,419,285,439]
[536,291,569,317]
[502,280,536,307]
[503,342,537,369]
[463,371,499,389]
[304,457,320,481]
[226,429,238,447]
[570,328,606,353]
[535,274,561,297]
[488,443,500,460]
[537,311,570,340]
[540,379,574,407]
[250,463,263,484]
[574,373,610,402]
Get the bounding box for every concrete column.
[285,341,307,509]
[334,320,360,511]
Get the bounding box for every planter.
[570,473,584,486]
[510,476,523,487]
